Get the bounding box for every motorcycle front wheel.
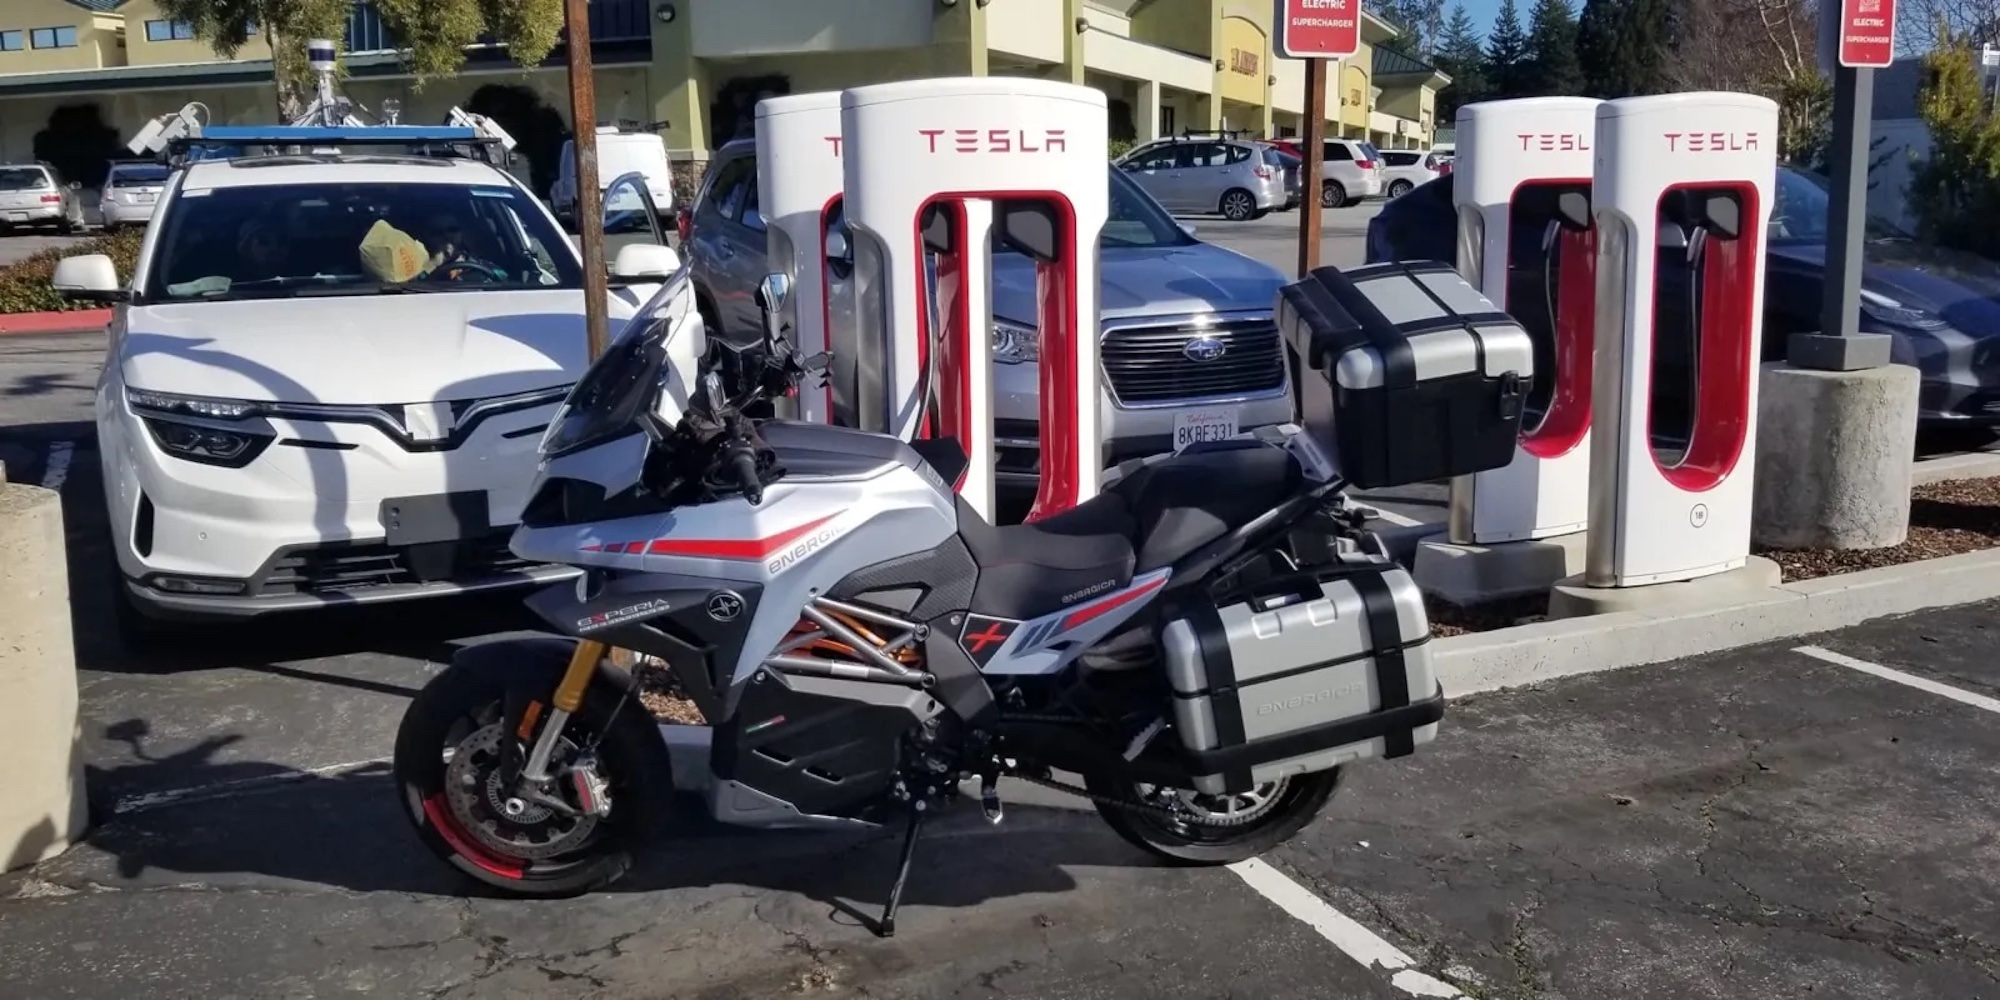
[394,645,675,897]
[1086,768,1341,865]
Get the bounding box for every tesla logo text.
[919,129,1069,154]
[767,525,845,575]
[1664,131,1761,152]
[1061,579,1117,605]
[823,135,842,157]
[1256,685,1365,716]
[1515,132,1588,152]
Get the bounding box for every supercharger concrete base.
[841,77,1108,523]
[1416,96,1601,605]
[755,91,844,425]
[0,484,88,872]
[1548,555,1781,619]
[1752,361,1920,550]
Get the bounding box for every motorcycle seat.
[956,494,1138,621]
[1106,442,1305,571]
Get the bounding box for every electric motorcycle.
[393,266,1447,935]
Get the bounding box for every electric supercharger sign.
[1448,97,1601,545]
[1587,92,1779,587]
[841,77,1108,523]
[754,91,844,425]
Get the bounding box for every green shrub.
[0,226,146,314]
[1908,38,2000,259]
[1108,137,1136,160]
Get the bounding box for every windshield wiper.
[289,283,446,297]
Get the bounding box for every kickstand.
[876,805,927,938]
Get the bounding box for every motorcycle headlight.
[992,319,1039,365]
[1859,290,1949,331]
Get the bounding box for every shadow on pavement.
[69,727,1144,921]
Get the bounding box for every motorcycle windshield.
[540,311,673,460]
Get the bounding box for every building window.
[29,26,79,49]
[0,31,22,52]
[144,20,195,42]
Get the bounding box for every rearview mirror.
[757,272,792,349]
[51,254,127,302]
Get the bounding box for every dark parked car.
[1368,167,2000,433]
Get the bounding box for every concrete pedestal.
[0,484,87,873]
[1547,556,1783,620]
[1414,531,1589,604]
[1753,362,1920,550]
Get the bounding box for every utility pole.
[1298,58,1327,275]
[564,0,609,360]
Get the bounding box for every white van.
[551,126,674,226]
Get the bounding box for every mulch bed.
[636,476,2000,713]
[1756,475,2000,580]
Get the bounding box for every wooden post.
[1296,58,1327,277]
[564,0,609,360]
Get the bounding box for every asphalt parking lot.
[7,314,2000,998]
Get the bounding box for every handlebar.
[724,441,764,505]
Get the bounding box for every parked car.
[1366,166,2000,431]
[1378,149,1448,199]
[1264,138,1385,208]
[551,125,675,227]
[101,161,172,229]
[1272,148,1303,210]
[0,161,86,233]
[685,137,1295,491]
[50,141,681,642]
[1112,136,1289,221]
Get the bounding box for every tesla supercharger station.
[1585,92,1778,588]
[755,92,843,425]
[841,77,1108,523]
[1447,97,1601,547]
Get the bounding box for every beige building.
[0,0,1449,190]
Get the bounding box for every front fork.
[504,644,604,800]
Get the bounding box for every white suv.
[51,137,683,641]
[1318,138,1385,208]
[1379,149,1448,199]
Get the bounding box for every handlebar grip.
[730,449,764,505]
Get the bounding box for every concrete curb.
[1432,546,2000,697]
[0,309,112,336]
[1912,451,2000,486]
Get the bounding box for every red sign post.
[1275,0,1362,59]
[1836,0,1896,68]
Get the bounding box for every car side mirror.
[51,254,127,302]
[609,243,682,283]
[67,180,81,191]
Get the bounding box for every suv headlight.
[992,319,1039,364]
[126,388,272,467]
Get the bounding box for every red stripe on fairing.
[642,513,840,560]
[1061,574,1167,631]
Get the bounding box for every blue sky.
[1454,0,1504,40]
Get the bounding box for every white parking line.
[109,757,390,817]
[1369,507,1424,527]
[40,440,73,491]
[1229,857,1465,998]
[1794,645,2000,715]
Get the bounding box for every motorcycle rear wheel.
[394,648,674,897]
[1086,768,1341,865]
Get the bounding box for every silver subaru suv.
[683,137,1295,494]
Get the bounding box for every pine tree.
[1484,0,1531,100]
[1374,0,1449,55]
[1523,0,1584,97]
[1433,3,1489,126]
[1577,0,1672,99]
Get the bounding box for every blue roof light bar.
[195,125,484,145]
